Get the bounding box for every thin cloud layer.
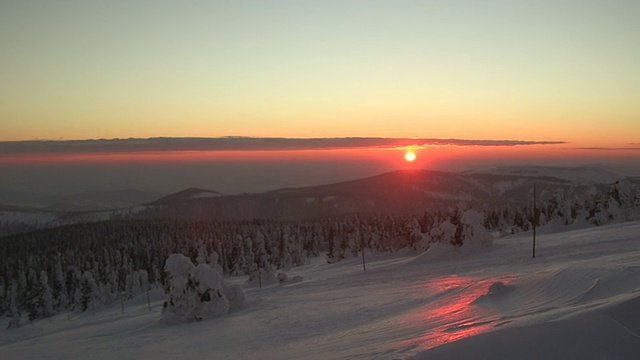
[0,137,566,155]
[574,147,640,151]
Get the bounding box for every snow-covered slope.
[0,189,164,211]
[411,312,640,360]
[151,187,223,204]
[1,222,639,359]
[0,206,150,237]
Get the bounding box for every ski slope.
[2,221,639,359]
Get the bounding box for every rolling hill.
[135,168,622,221]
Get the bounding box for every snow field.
[1,221,639,359]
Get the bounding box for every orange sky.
[1,1,639,150]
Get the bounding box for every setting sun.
[404,151,416,162]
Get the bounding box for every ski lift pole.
[532,183,537,258]
[361,237,366,272]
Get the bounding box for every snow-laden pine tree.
[126,270,143,298]
[606,180,636,221]
[39,271,54,318]
[435,219,457,245]
[80,271,97,312]
[26,268,42,321]
[460,209,493,247]
[0,283,5,315]
[53,258,68,311]
[7,283,22,328]
[162,253,245,322]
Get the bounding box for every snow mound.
[471,281,516,305]
[278,272,303,286]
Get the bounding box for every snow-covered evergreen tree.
[53,258,68,311]
[7,283,22,328]
[163,253,245,322]
[436,219,457,245]
[80,271,97,312]
[0,283,5,315]
[39,271,54,318]
[460,209,493,247]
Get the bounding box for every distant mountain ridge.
[136,168,630,221]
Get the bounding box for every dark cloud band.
[0,137,566,155]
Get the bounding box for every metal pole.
[146,287,151,312]
[532,183,536,258]
[362,241,366,272]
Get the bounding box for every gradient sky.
[1,1,639,195]
[1,0,638,147]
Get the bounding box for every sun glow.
[405,151,416,162]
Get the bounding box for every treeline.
[0,211,485,325]
[486,179,639,233]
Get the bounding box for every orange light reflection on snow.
[395,275,513,352]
